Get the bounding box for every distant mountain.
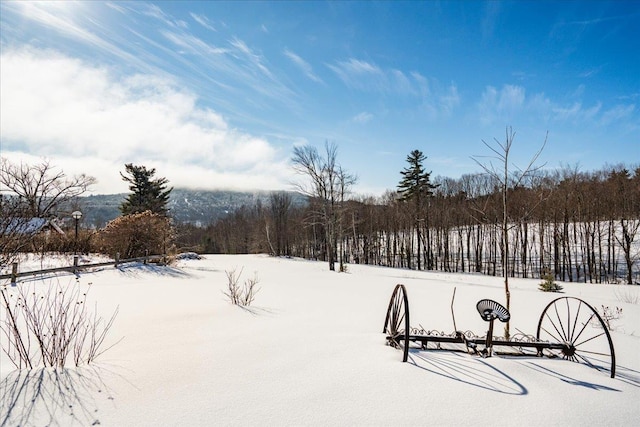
[80,193,124,228]
[79,189,306,228]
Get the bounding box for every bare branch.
[1,158,96,218]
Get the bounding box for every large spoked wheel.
[383,284,410,362]
[536,297,616,378]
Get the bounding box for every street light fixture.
[72,210,82,254]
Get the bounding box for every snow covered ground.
[1,254,639,426]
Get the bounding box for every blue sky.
[1,1,638,195]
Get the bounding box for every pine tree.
[120,164,173,216]
[397,150,437,270]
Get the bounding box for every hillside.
[79,189,306,227]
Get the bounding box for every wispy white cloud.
[411,72,431,98]
[161,31,228,55]
[0,1,302,131]
[527,92,553,117]
[499,85,526,110]
[190,12,216,31]
[438,84,461,116]
[390,69,414,95]
[141,3,187,29]
[600,104,635,126]
[512,70,537,81]
[352,112,373,124]
[283,49,323,83]
[105,2,128,14]
[156,30,297,111]
[1,1,161,76]
[328,59,460,119]
[328,58,410,93]
[7,2,106,50]
[578,66,603,78]
[554,13,639,28]
[617,93,640,101]
[477,85,526,125]
[416,81,460,120]
[230,37,274,79]
[476,84,638,131]
[327,58,381,89]
[481,1,501,41]
[341,58,382,74]
[552,101,601,121]
[0,48,293,193]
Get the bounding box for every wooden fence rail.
[0,253,166,285]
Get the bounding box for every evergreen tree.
[120,164,173,216]
[397,149,437,270]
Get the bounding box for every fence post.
[73,255,79,274]
[115,252,120,268]
[11,262,18,286]
[144,249,149,265]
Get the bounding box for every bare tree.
[336,165,357,272]
[267,191,293,256]
[616,219,639,285]
[0,196,31,267]
[291,142,356,271]
[1,158,96,218]
[472,127,547,339]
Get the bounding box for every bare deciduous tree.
[1,158,96,218]
[291,142,356,271]
[1,196,31,266]
[267,191,293,257]
[617,218,639,285]
[472,127,547,339]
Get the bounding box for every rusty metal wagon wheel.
[383,284,410,362]
[536,297,616,378]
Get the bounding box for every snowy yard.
[1,254,639,426]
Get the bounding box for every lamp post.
[72,210,82,254]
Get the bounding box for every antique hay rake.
[383,284,616,378]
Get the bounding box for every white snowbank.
[1,254,639,426]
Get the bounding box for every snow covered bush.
[0,277,120,369]
[224,267,260,306]
[175,252,202,260]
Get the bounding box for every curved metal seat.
[476,299,510,323]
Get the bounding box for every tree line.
[177,161,640,285]
[2,147,639,285]
[1,160,173,263]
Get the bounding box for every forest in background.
[3,156,638,285]
[177,163,640,285]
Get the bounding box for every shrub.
[538,272,563,292]
[96,210,175,259]
[0,278,121,369]
[599,305,623,331]
[31,228,94,254]
[614,286,639,304]
[223,267,260,306]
